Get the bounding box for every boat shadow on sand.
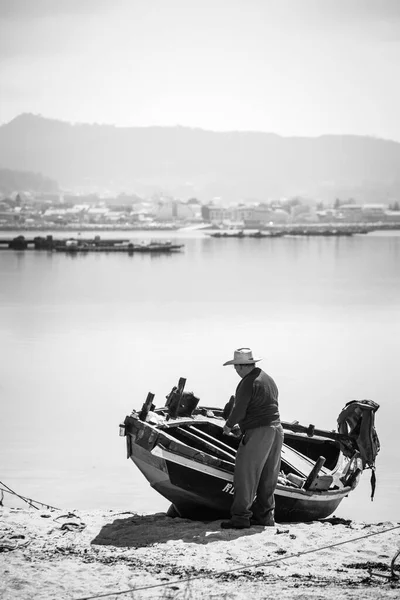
[91,512,263,548]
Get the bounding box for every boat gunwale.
[124,412,350,476]
[147,407,355,445]
[125,420,237,471]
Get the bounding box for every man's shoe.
[220,520,250,530]
[250,518,275,527]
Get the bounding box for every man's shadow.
[91,512,261,548]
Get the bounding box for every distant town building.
[86,207,109,223]
[244,207,290,227]
[385,210,400,223]
[361,204,386,221]
[338,204,363,222]
[155,200,199,221]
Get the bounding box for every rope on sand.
[0,481,59,511]
[370,547,400,581]
[73,523,400,600]
[0,536,31,552]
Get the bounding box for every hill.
[0,165,58,195]
[1,114,400,202]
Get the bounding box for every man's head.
[223,347,261,378]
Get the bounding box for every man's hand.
[223,424,232,436]
[231,425,242,438]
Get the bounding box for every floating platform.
[0,235,184,253]
[208,225,372,238]
[55,243,184,253]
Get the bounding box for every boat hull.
[128,433,351,522]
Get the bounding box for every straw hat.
[223,347,261,366]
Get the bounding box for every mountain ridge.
[1,114,400,202]
[3,113,397,142]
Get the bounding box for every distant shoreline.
[1,222,400,233]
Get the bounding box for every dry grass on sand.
[1,508,400,599]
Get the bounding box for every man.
[221,347,283,529]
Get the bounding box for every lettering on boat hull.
[222,483,235,495]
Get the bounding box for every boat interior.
[131,379,358,491]
[157,417,341,476]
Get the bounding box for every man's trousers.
[230,424,284,526]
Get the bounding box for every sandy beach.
[1,507,399,600]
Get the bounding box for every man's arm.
[222,395,235,420]
[225,377,253,429]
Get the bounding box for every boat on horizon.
[120,378,379,522]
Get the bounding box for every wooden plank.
[166,378,186,419]
[281,444,330,477]
[188,426,236,458]
[304,456,326,490]
[139,392,155,421]
[176,427,235,463]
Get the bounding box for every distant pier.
[0,235,184,253]
[208,224,373,238]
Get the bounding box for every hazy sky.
[1,0,400,139]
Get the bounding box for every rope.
[73,522,400,600]
[391,549,400,580]
[0,481,60,511]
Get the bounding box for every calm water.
[0,229,399,521]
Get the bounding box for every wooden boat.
[120,378,378,522]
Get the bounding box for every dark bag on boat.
[337,399,380,499]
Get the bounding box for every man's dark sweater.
[226,367,280,431]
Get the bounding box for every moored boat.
[120,378,379,522]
